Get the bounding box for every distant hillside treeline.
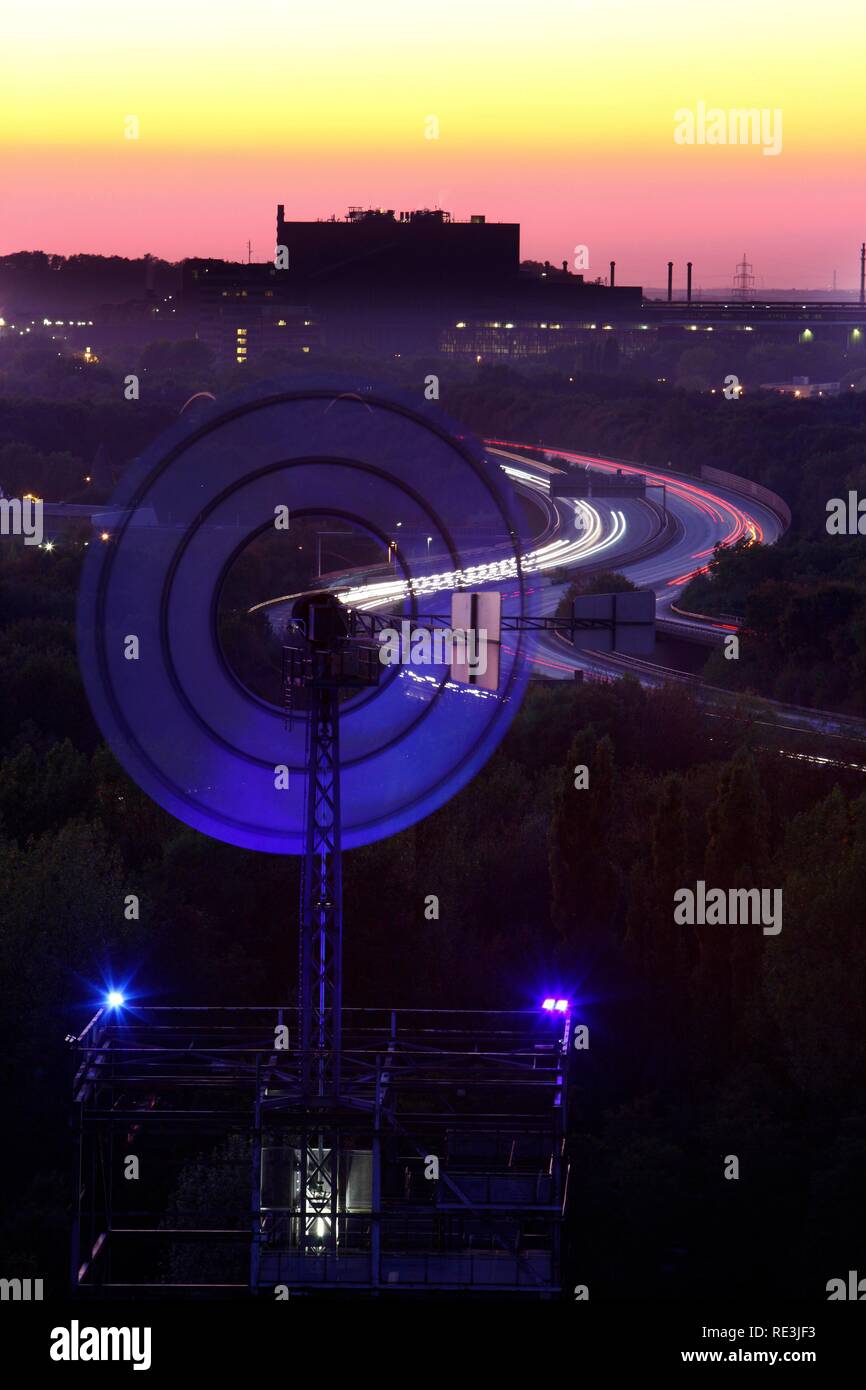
[0,251,181,310]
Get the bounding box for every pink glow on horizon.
[3,147,864,290]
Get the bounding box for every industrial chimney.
[687,262,693,303]
[667,261,673,302]
[609,260,616,288]
[860,243,865,307]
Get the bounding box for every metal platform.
[71,1006,571,1298]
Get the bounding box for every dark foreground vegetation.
[2,536,865,1298]
[683,538,866,715]
[2,348,865,1296]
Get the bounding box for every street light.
[316,529,354,578]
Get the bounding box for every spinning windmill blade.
[78,379,531,1102]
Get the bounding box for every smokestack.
[687,261,693,303]
[609,260,616,288]
[860,243,865,307]
[667,261,673,302]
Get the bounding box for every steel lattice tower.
[299,674,343,1098]
[733,252,756,298]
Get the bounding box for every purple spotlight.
[541,998,556,1011]
[554,999,569,1012]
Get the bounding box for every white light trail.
[248,460,629,617]
[339,470,627,611]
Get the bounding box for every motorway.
[486,442,866,758]
[263,438,782,672]
[249,434,866,754]
[484,441,785,682]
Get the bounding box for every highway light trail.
[249,451,636,620]
[337,497,627,611]
[252,435,759,628]
[501,643,580,676]
[485,437,765,589]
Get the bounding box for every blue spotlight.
[106,990,125,1009]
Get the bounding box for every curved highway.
[332,445,672,614]
[258,439,781,651]
[250,437,866,754]
[485,440,785,681]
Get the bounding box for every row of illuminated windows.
[455,320,565,330]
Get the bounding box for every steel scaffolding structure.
[72,389,569,1300]
[71,1005,571,1297]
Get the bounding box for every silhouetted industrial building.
[276,204,520,285]
[271,205,642,354]
[179,208,642,361]
[187,209,865,366]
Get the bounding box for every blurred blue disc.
[77,379,530,852]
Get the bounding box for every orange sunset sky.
[2,0,865,289]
